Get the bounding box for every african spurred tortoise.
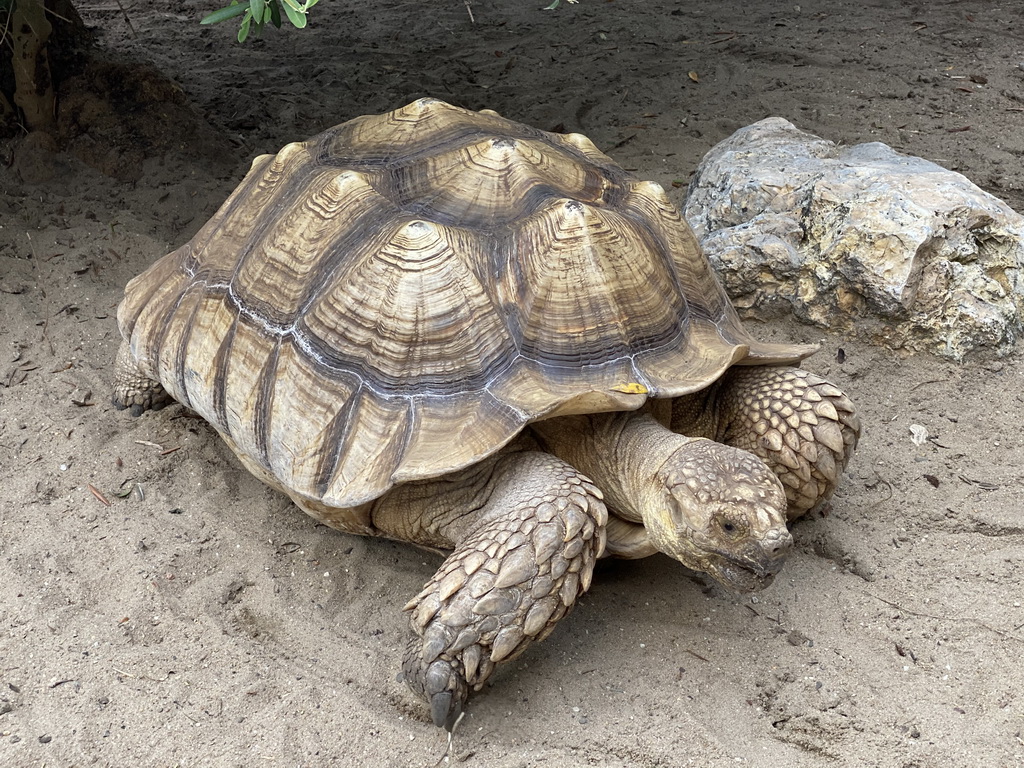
[113,98,859,727]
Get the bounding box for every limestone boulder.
[684,117,1024,360]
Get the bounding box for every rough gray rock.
[684,117,1024,360]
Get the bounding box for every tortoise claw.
[430,691,453,729]
[425,659,465,729]
[402,640,468,729]
[431,690,463,731]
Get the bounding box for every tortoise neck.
[532,409,698,522]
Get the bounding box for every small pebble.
[786,629,811,646]
[70,387,93,406]
[39,734,52,744]
[909,424,928,446]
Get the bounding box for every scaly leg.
[111,339,172,416]
[371,450,607,728]
[672,366,860,519]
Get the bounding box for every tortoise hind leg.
[112,339,172,416]
[373,451,607,729]
[672,367,860,520]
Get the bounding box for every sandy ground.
[2,1,1024,766]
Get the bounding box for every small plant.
[201,0,320,43]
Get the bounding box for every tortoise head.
[642,439,792,593]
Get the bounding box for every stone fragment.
[684,117,1024,360]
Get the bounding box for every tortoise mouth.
[693,528,792,594]
[661,532,789,593]
[708,554,784,594]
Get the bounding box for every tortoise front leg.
[372,451,607,728]
[672,366,860,519]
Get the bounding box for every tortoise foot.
[112,340,172,416]
[690,366,861,519]
[400,453,607,728]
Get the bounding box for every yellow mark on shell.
[609,382,648,394]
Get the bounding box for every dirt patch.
[1,1,1023,766]
[53,58,235,181]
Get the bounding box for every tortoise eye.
[715,514,745,537]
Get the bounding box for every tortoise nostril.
[767,530,794,556]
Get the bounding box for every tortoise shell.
[117,98,813,510]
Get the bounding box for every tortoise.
[112,98,859,728]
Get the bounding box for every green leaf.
[269,0,282,27]
[542,0,561,8]
[249,0,265,20]
[200,2,247,25]
[282,1,308,28]
[237,10,252,42]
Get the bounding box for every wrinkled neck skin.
[531,406,793,593]
[531,408,676,523]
